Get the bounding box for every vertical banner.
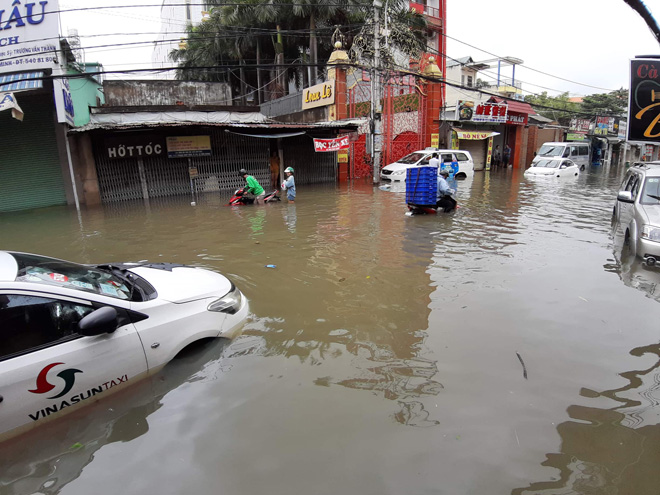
[486,136,493,171]
[430,133,439,148]
[628,59,660,142]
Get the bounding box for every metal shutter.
[458,138,488,171]
[0,93,66,212]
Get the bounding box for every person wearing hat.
[436,169,456,212]
[282,166,296,203]
[239,169,265,204]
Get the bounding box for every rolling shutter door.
[0,93,65,212]
[458,138,488,171]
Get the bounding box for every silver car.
[613,162,660,265]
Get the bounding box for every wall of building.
[103,80,232,107]
[69,64,104,127]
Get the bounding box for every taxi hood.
[128,264,233,303]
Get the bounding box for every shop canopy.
[0,71,44,93]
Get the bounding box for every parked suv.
[380,149,474,182]
[612,161,660,265]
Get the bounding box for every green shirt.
[244,175,264,196]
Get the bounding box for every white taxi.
[524,158,580,178]
[380,149,475,181]
[0,251,248,440]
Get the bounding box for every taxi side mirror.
[79,307,119,336]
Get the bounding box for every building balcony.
[409,2,443,29]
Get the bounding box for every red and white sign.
[313,135,350,152]
[506,112,528,126]
[473,102,508,123]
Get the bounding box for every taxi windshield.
[397,152,427,164]
[11,252,133,300]
[534,159,560,168]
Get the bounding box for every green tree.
[524,92,581,126]
[581,88,629,116]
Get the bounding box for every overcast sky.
[59,0,660,97]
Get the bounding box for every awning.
[489,96,536,115]
[453,129,500,140]
[0,71,44,92]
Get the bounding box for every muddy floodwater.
[2,166,660,495]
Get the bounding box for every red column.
[425,81,442,148]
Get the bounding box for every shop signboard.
[566,133,588,141]
[104,135,167,159]
[0,0,60,73]
[506,112,527,125]
[457,100,507,123]
[53,77,74,126]
[166,136,212,158]
[313,135,349,152]
[569,118,591,133]
[618,120,627,140]
[594,116,619,137]
[628,58,660,142]
[0,92,23,120]
[302,80,335,110]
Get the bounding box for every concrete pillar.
[422,57,443,148]
[327,42,349,122]
[74,133,102,205]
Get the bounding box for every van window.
[455,153,469,161]
[579,146,589,156]
[441,154,453,162]
[570,146,579,156]
[562,148,570,158]
[538,145,565,157]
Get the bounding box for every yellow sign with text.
[430,133,439,148]
[302,80,336,110]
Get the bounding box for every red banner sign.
[313,135,350,152]
[506,112,528,126]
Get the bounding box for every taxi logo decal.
[29,362,83,399]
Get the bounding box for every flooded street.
[2,165,660,495]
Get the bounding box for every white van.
[532,142,591,170]
[380,149,475,181]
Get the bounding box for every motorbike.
[407,195,458,215]
[228,187,281,206]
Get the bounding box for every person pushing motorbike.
[239,169,265,204]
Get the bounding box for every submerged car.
[524,158,580,178]
[0,251,248,440]
[612,162,660,266]
[380,149,474,182]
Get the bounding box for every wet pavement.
[2,165,660,495]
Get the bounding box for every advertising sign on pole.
[628,58,660,143]
[0,0,60,74]
[0,92,23,120]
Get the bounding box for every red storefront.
[489,97,536,169]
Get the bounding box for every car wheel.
[455,173,466,180]
[624,229,637,257]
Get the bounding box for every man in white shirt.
[429,153,440,169]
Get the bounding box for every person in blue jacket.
[283,166,296,203]
[436,169,456,212]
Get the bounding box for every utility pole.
[371,0,382,184]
